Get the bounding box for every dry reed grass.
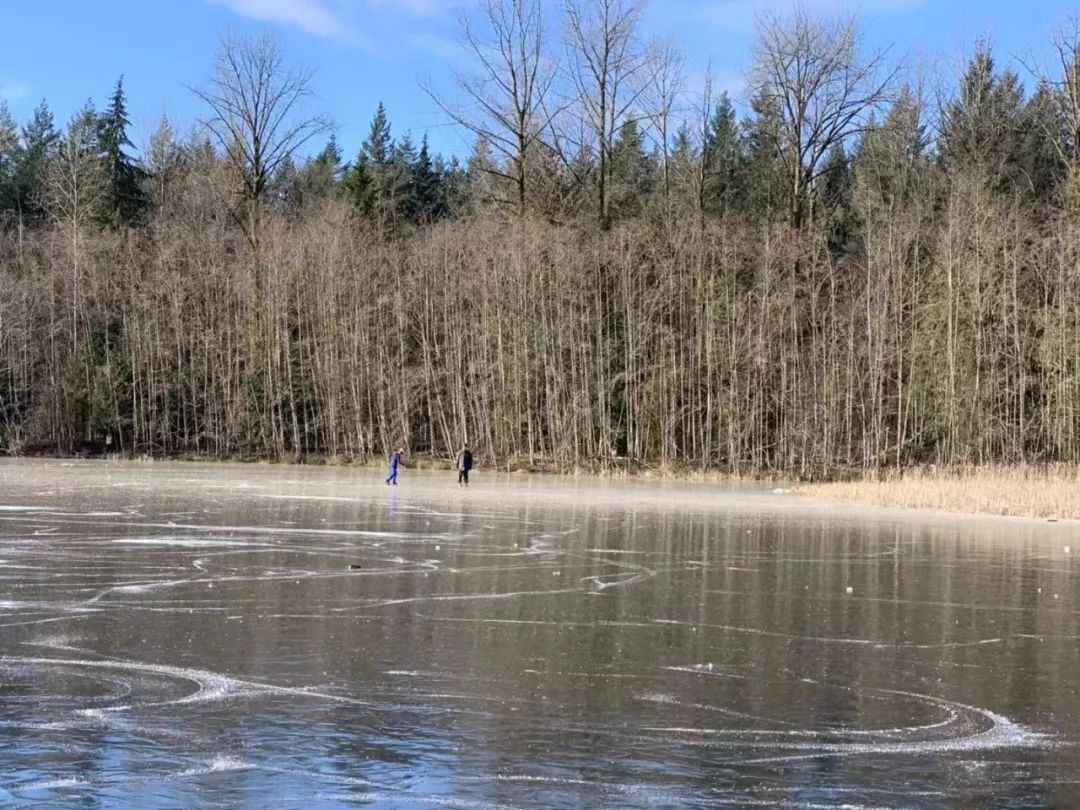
[800,465,1080,519]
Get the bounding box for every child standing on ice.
[386,447,404,486]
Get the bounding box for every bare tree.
[690,64,716,224]
[750,9,896,229]
[44,108,106,232]
[192,30,329,249]
[44,104,107,355]
[563,0,649,228]
[1041,19,1080,207]
[642,38,686,212]
[143,115,186,218]
[428,0,557,217]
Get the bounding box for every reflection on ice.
[0,459,1077,808]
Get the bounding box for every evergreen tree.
[344,103,394,216]
[702,92,742,215]
[98,77,147,226]
[299,135,343,202]
[1018,80,1068,204]
[463,137,504,215]
[740,90,786,216]
[939,44,1026,189]
[853,86,929,212]
[14,100,59,222]
[820,143,850,207]
[410,134,442,223]
[362,103,392,166]
[343,157,373,213]
[271,153,302,214]
[44,101,108,228]
[0,101,19,215]
[524,141,576,222]
[317,134,343,177]
[436,154,468,218]
[819,142,855,252]
[389,132,416,220]
[563,142,598,220]
[668,121,700,214]
[608,119,652,221]
[143,115,187,215]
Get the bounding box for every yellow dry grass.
[800,465,1080,519]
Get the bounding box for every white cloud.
[205,0,471,49]
[366,0,463,18]
[0,81,30,101]
[208,0,351,39]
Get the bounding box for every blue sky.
[1,0,1076,161]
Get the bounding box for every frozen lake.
[0,460,1078,808]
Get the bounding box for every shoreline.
[0,449,792,482]
[3,455,1080,527]
[798,466,1080,523]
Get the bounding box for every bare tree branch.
[563,0,649,228]
[192,29,331,249]
[424,0,558,216]
[750,8,898,228]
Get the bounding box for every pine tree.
[0,101,19,215]
[271,153,302,214]
[363,103,392,166]
[144,115,187,214]
[1018,80,1068,204]
[344,103,394,216]
[820,144,850,207]
[299,135,343,202]
[608,118,652,221]
[410,134,442,223]
[436,154,467,217]
[463,137,503,215]
[853,86,929,212]
[668,121,700,214]
[525,140,575,222]
[740,90,786,217]
[43,100,108,229]
[702,92,742,215]
[98,77,147,226]
[317,134,343,177]
[939,44,1026,189]
[343,161,372,213]
[389,132,416,221]
[14,100,59,222]
[819,142,855,252]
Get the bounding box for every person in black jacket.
[456,445,474,486]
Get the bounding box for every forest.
[3,0,1080,478]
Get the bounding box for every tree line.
[3,2,1080,477]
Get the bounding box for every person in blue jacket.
[386,447,404,486]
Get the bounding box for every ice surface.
[0,459,1076,808]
